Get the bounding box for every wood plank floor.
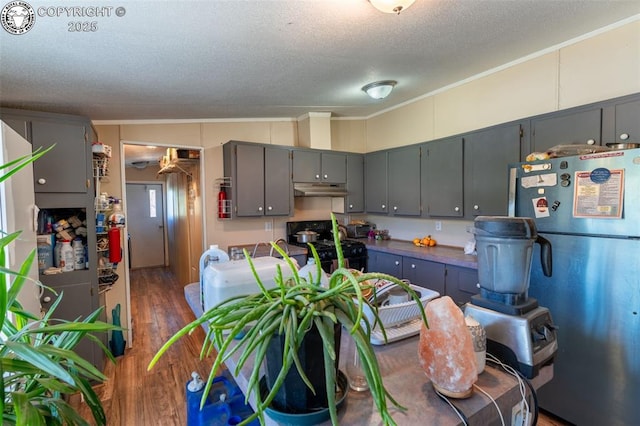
[71,266,570,425]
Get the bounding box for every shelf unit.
[92,146,118,294]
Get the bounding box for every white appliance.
[0,121,41,316]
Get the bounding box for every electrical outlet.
[435,221,442,231]
[265,221,272,231]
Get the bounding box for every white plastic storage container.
[199,245,230,310]
[202,257,292,312]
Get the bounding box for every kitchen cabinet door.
[367,250,401,277]
[364,151,388,214]
[388,146,421,216]
[233,143,266,217]
[613,98,640,143]
[31,119,90,193]
[264,146,292,216]
[41,281,105,371]
[531,107,602,153]
[292,150,346,183]
[344,153,364,213]
[421,137,463,217]
[464,123,521,218]
[445,265,479,306]
[1,116,30,140]
[402,257,445,295]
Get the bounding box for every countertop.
[362,239,479,270]
[183,283,550,425]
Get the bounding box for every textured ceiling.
[1,1,639,121]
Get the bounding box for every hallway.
[72,267,213,424]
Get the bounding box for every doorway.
[126,183,166,268]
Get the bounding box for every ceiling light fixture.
[362,80,397,99]
[369,0,415,14]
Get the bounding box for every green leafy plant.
[1,146,120,425]
[149,213,428,425]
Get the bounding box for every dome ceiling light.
[361,80,397,99]
[369,0,416,14]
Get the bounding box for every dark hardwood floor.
[71,266,569,425]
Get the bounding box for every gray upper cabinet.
[224,142,292,218]
[464,123,522,218]
[31,120,90,193]
[292,150,346,183]
[388,146,421,216]
[612,98,640,143]
[421,137,463,218]
[364,151,388,214]
[531,107,602,153]
[344,153,364,213]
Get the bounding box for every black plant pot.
[264,324,341,413]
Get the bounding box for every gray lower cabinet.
[364,151,388,214]
[292,150,346,183]
[224,142,292,217]
[344,153,364,213]
[402,257,445,295]
[445,265,479,306]
[388,145,421,216]
[464,123,522,218]
[530,107,602,153]
[367,250,401,277]
[421,137,463,218]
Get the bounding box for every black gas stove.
[286,220,367,273]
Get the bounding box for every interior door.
[126,183,165,268]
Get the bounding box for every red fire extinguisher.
[218,188,228,219]
[109,226,122,263]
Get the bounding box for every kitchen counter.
[363,239,478,269]
[183,283,549,425]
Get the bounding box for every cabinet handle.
[349,204,353,209]
[267,206,273,211]
[323,174,328,179]
[454,206,460,212]
[619,133,629,140]
[393,206,398,211]
[586,139,595,145]
[394,261,400,266]
[315,174,320,180]
[381,204,386,209]
[258,206,263,212]
[37,178,46,185]
[473,205,479,210]
[43,296,51,303]
[476,283,480,288]
[411,264,416,269]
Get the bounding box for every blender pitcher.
[473,216,552,300]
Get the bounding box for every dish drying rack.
[360,279,440,345]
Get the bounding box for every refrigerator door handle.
[508,167,517,217]
[537,235,553,277]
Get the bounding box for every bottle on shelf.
[73,239,85,270]
[108,199,126,228]
[59,240,74,272]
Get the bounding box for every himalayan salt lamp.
[418,296,478,398]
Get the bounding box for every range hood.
[294,183,348,197]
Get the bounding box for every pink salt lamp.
[418,296,478,398]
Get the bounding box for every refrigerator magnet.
[532,197,550,218]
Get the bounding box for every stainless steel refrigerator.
[508,147,640,426]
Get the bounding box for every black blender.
[464,216,557,379]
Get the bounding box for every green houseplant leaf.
[149,213,428,426]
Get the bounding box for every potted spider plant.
[1,145,120,425]
[149,213,428,425]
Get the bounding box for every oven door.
[323,255,367,274]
